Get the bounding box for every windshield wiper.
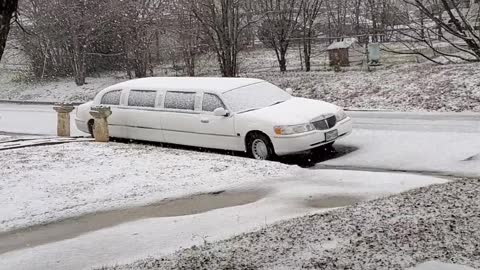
[238,101,286,114]
[238,108,261,114]
[269,100,286,107]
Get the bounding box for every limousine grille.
[312,115,337,130]
[327,115,337,128]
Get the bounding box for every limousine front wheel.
[247,132,275,161]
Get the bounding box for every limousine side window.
[128,90,156,108]
[101,90,122,105]
[202,93,225,112]
[164,91,195,111]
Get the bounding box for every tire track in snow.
[312,164,474,179]
[0,137,93,151]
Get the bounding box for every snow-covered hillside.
[252,63,480,112]
[2,62,479,112]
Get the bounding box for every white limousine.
[76,77,352,160]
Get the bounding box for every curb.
[345,108,393,112]
[0,100,83,106]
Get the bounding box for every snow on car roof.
[105,77,265,93]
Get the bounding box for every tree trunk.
[304,29,313,72]
[184,49,195,76]
[279,55,287,72]
[0,0,18,62]
[304,46,311,72]
[221,57,236,77]
[134,54,147,78]
[72,35,86,86]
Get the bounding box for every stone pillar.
[53,104,75,137]
[89,106,112,143]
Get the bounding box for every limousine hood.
[240,97,340,125]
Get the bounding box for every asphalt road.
[1,103,479,135]
[1,103,480,179]
[347,110,480,133]
[0,103,86,136]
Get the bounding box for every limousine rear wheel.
[246,132,275,161]
[87,120,95,138]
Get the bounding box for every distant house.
[327,38,357,67]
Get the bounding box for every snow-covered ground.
[0,142,290,232]
[0,161,447,270]
[2,62,480,112]
[320,128,480,178]
[106,179,480,270]
[0,70,126,104]
[1,105,478,234]
[0,103,478,269]
[0,135,14,142]
[408,261,477,270]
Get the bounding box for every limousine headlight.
[335,109,348,122]
[274,123,315,135]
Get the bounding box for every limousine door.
[160,91,203,147]
[194,93,240,151]
[124,90,165,142]
[160,91,239,151]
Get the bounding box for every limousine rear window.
[164,91,195,111]
[128,90,156,108]
[101,90,122,105]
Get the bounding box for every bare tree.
[187,0,255,77]
[120,0,165,78]
[301,0,323,71]
[19,0,121,85]
[324,0,349,40]
[257,0,304,72]
[169,1,203,76]
[390,0,480,63]
[0,0,19,62]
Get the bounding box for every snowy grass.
[250,62,480,112]
[106,179,480,270]
[0,135,14,142]
[0,70,127,103]
[0,141,293,232]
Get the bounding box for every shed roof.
[327,38,357,50]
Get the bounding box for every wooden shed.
[327,39,357,67]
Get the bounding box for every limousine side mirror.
[213,107,229,117]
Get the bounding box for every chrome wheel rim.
[252,139,268,160]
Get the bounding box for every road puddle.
[0,189,268,255]
[304,195,365,209]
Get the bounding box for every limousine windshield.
[223,82,291,113]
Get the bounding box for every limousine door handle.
[200,119,210,124]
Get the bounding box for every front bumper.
[271,117,353,156]
[75,118,89,134]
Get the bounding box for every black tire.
[246,132,275,160]
[324,142,335,149]
[87,120,95,138]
